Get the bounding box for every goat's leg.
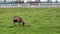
[13,20,16,26]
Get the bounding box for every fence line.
[0,3,60,8]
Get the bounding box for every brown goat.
[13,16,25,25]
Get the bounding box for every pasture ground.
[0,8,60,34]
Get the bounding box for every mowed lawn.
[0,8,60,34]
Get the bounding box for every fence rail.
[0,3,60,8]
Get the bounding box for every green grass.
[0,8,60,34]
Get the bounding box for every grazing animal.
[13,16,25,25]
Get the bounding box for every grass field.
[0,8,60,34]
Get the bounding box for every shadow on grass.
[54,26,60,28]
[7,24,32,28]
[7,25,15,28]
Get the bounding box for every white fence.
[0,3,60,8]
